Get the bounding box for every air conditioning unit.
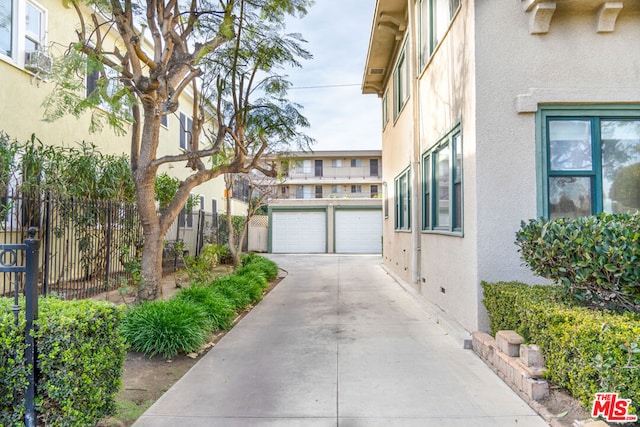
[24,51,53,75]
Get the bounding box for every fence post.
[24,227,40,427]
[105,201,113,286]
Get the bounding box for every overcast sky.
[283,1,382,152]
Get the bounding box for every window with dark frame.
[422,127,462,233]
[394,168,411,230]
[543,112,640,218]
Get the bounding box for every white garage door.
[271,211,326,253]
[335,210,382,254]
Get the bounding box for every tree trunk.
[135,106,164,302]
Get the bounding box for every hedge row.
[0,298,126,427]
[482,281,640,413]
[120,254,278,359]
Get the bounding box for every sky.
[282,1,382,152]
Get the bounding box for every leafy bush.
[0,297,126,427]
[120,299,209,359]
[174,285,236,331]
[210,275,255,309]
[515,213,640,312]
[241,254,279,281]
[482,282,640,412]
[0,307,28,426]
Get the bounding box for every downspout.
[407,0,421,285]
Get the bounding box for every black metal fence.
[1,191,143,299]
[1,190,245,299]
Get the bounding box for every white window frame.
[0,0,47,70]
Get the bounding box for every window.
[86,66,131,120]
[394,168,411,230]
[296,186,312,199]
[383,184,389,218]
[370,159,379,176]
[419,0,461,67]
[160,103,168,127]
[331,159,342,168]
[371,185,379,198]
[0,0,47,66]
[179,195,196,229]
[295,160,312,174]
[422,127,463,232]
[351,185,362,194]
[393,44,409,120]
[315,185,323,198]
[350,159,362,167]
[179,112,193,151]
[541,109,640,217]
[382,90,389,128]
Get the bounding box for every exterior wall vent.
[369,68,385,75]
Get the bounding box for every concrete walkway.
[134,255,548,427]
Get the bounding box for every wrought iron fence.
[1,191,143,299]
[1,189,239,299]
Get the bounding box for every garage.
[335,209,382,254]
[270,210,327,253]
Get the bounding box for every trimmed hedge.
[515,213,640,312]
[0,298,126,427]
[482,282,640,413]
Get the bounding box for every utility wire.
[289,83,360,90]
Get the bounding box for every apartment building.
[268,150,383,254]
[363,0,640,332]
[276,150,382,200]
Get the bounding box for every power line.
[290,83,361,90]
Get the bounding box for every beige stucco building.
[363,0,640,332]
[0,0,246,236]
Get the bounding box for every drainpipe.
[407,0,421,285]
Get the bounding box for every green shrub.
[120,299,209,359]
[0,306,28,426]
[175,285,236,331]
[235,267,268,288]
[210,275,255,309]
[515,213,640,312]
[182,244,230,284]
[482,282,640,413]
[0,297,126,427]
[241,255,279,281]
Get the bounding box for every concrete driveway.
[134,254,548,427]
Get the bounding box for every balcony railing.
[286,166,381,180]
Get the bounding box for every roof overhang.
[362,0,407,96]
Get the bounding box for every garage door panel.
[272,211,326,253]
[335,210,382,254]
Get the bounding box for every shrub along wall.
[515,213,640,313]
[482,282,640,414]
[0,298,126,427]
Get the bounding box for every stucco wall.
[381,91,415,285]
[472,1,640,329]
[415,1,481,332]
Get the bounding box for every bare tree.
[44,0,313,301]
